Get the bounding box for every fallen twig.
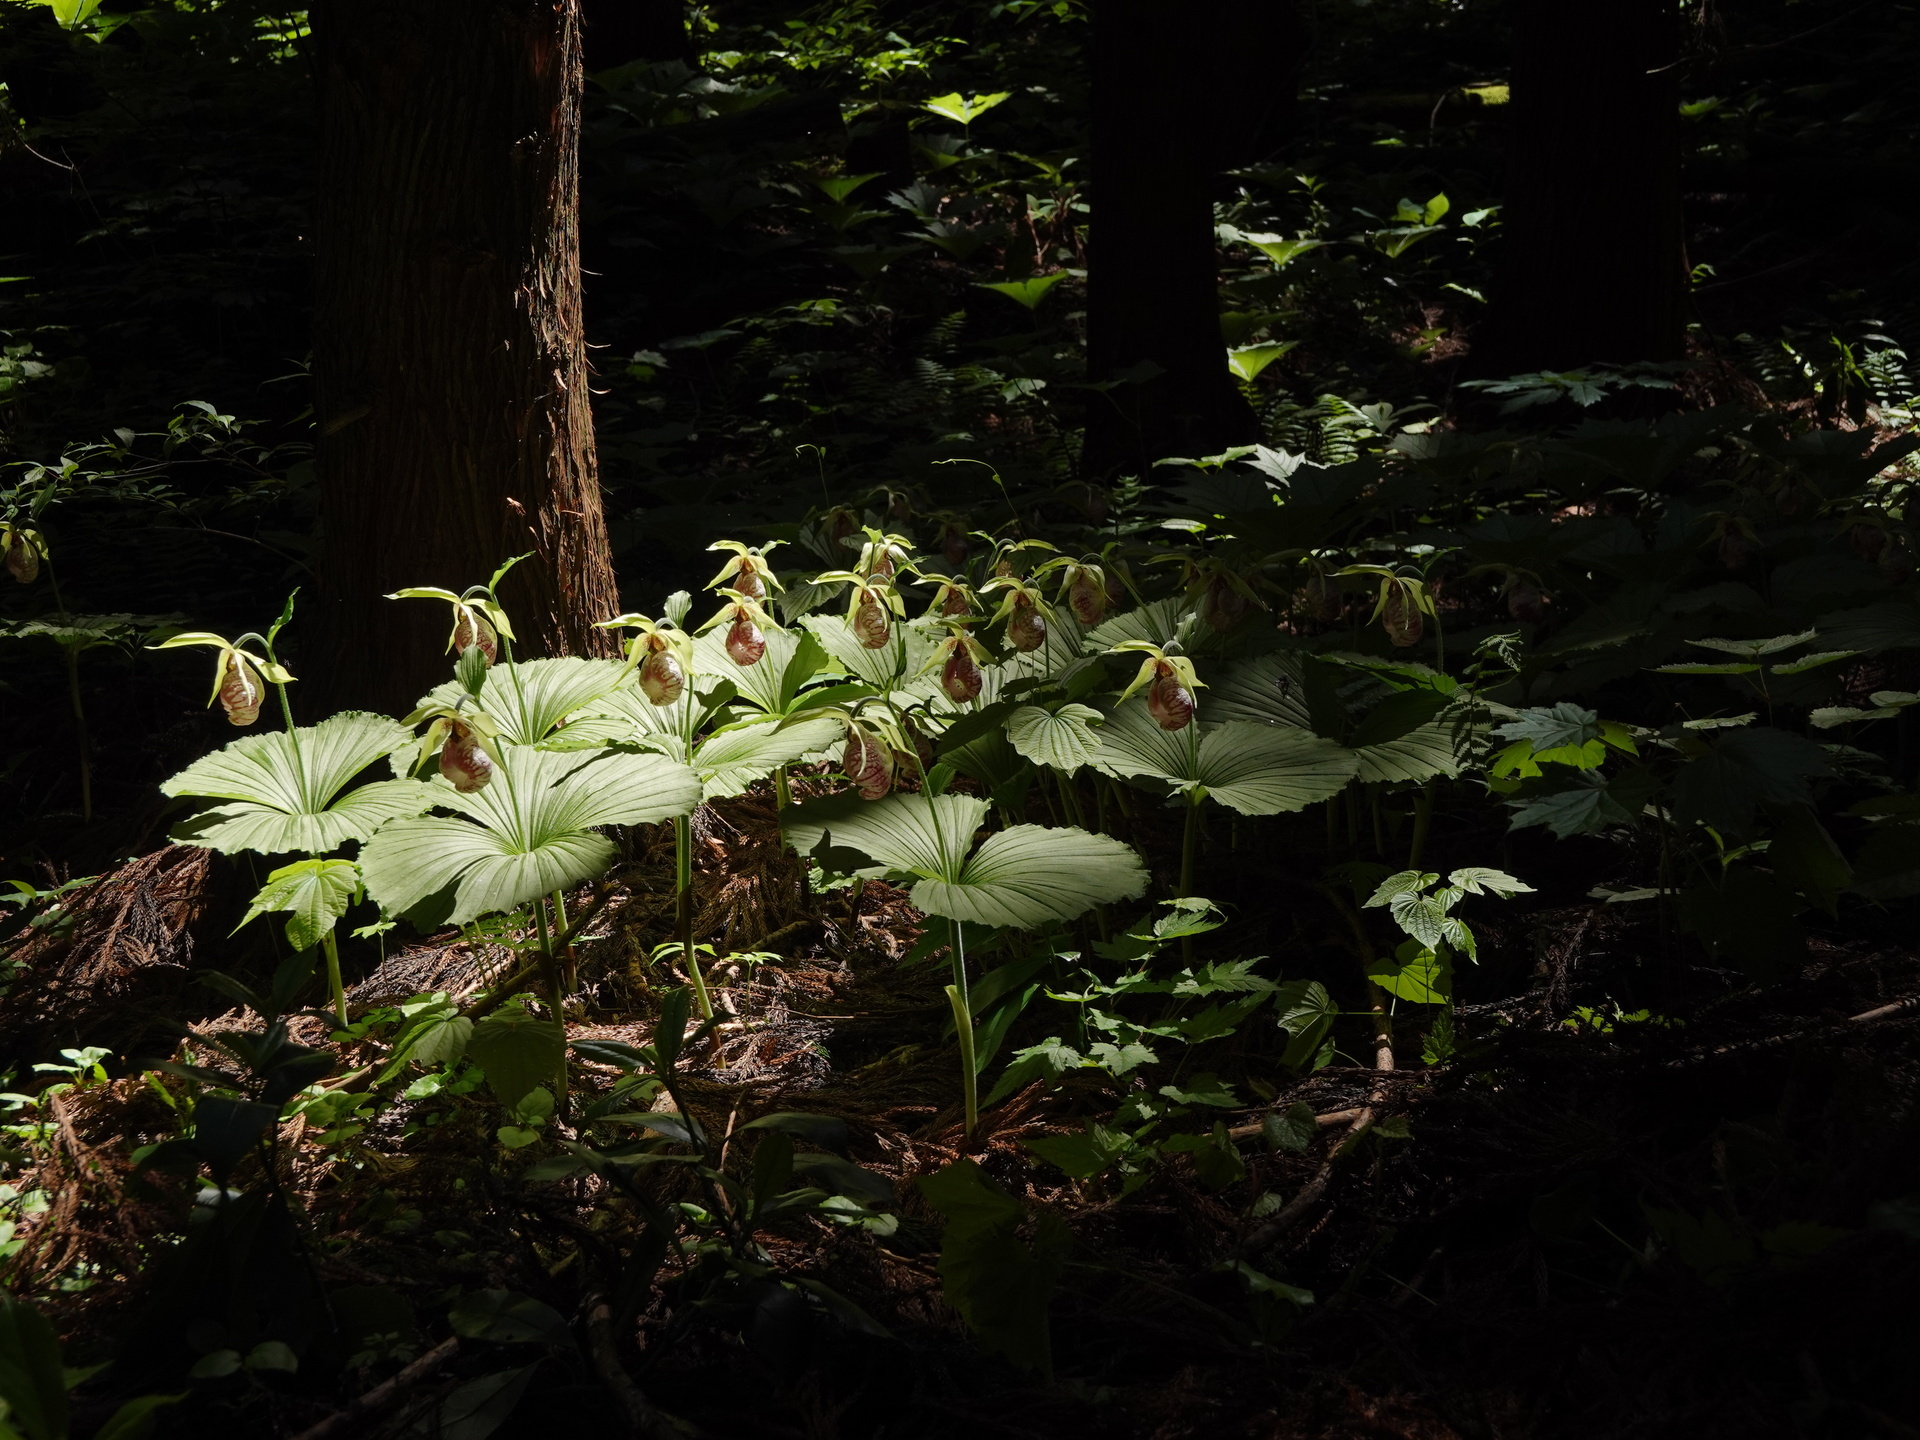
[289,1335,461,1440]
[582,1291,682,1440]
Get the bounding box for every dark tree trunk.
[1084,0,1265,479]
[583,0,694,71]
[310,0,619,718]
[1474,0,1686,375]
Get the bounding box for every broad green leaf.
[782,793,1147,928]
[918,825,1147,929]
[467,1002,566,1108]
[1685,630,1816,659]
[1494,703,1603,762]
[239,858,359,951]
[977,273,1068,310]
[1508,774,1639,837]
[1206,652,1314,730]
[1448,867,1533,897]
[1089,706,1357,814]
[359,746,699,924]
[801,613,936,688]
[918,1158,1067,1377]
[418,657,625,745]
[1367,941,1451,1003]
[690,716,844,798]
[0,1291,68,1440]
[1226,341,1297,382]
[693,626,825,714]
[921,90,1010,125]
[162,712,433,855]
[1237,234,1324,267]
[1670,727,1835,838]
[1351,717,1464,783]
[1084,598,1186,652]
[1004,704,1103,772]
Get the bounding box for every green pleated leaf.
[1089,706,1357,814]
[162,712,434,855]
[360,746,699,924]
[416,658,626,746]
[1083,598,1187,652]
[1205,652,1314,730]
[802,614,936,688]
[1351,717,1464,784]
[692,715,844,798]
[781,792,1146,928]
[915,825,1147,928]
[1005,704,1104,772]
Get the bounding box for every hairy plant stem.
[774,764,791,809]
[320,927,348,1026]
[533,901,569,1108]
[551,887,576,992]
[1408,779,1436,868]
[674,815,713,1020]
[1178,796,1202,898]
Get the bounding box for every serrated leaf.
[466,1003,565,1108]
[1686,630,1817,658]
[238,858,359,951]
[1670,727,1836,837]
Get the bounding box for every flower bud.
[1718,531,1757,571]
[1200,574,1249,633]
[1851,523,1889,564]
[853,597,891,649]
[1305,572,1342,623]
[1382,584,1423,647]
[1506,581,1547,626]
[451,605,498,665]
[1007,597,1047,653]
[940,524,970,569]
[1146,663,1194,731]
[218,653,263,726]
[842,729,894,800]
[941,647,983,704]
[638,646,686,706]
[440,721,495,793]
[1068,572,1107,626]
[725,615,766,666]
[1880,541,1913,585]
[3,530,38,584]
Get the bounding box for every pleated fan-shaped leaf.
[360,745,700,925]
[780,791,1146,929]
[568,688,839,797]
[1005,704,1104,772]
[1089,705,1358,814]
[162,711,434,855]
[416,657,627,746]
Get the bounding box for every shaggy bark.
[310,0,619,717]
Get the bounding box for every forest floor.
[5,785,1919,1440]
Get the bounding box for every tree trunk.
[1083,0,1260,480]
[1473,0,1686,376]
[310,0,619,718]
[583,0,694,71]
